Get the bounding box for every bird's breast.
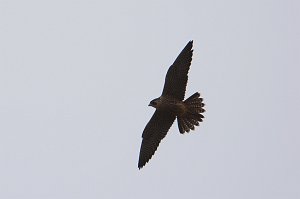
[157,97,186,116]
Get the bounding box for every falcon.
[138,40,205,169]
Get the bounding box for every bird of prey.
[138,40,205,169]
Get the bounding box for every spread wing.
[138,110,176,169]
[162,40,193,101]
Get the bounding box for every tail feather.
[177,92,205,134]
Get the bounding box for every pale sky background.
[0,0,299,199]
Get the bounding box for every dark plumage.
[138,41,205,169]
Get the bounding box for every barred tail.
[177,92,205,134]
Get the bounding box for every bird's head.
[149,98,160,108]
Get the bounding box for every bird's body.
[150,96,186,116]
[138,41,205,169]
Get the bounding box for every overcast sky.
[0,0,299,199]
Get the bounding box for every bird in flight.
[138,40,205,169]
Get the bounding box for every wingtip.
[187,40,193,50]
[138,162,145,169]
[138,157,147,169]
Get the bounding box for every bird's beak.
[148,103,151,106]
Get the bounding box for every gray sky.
[0,0,299,198]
